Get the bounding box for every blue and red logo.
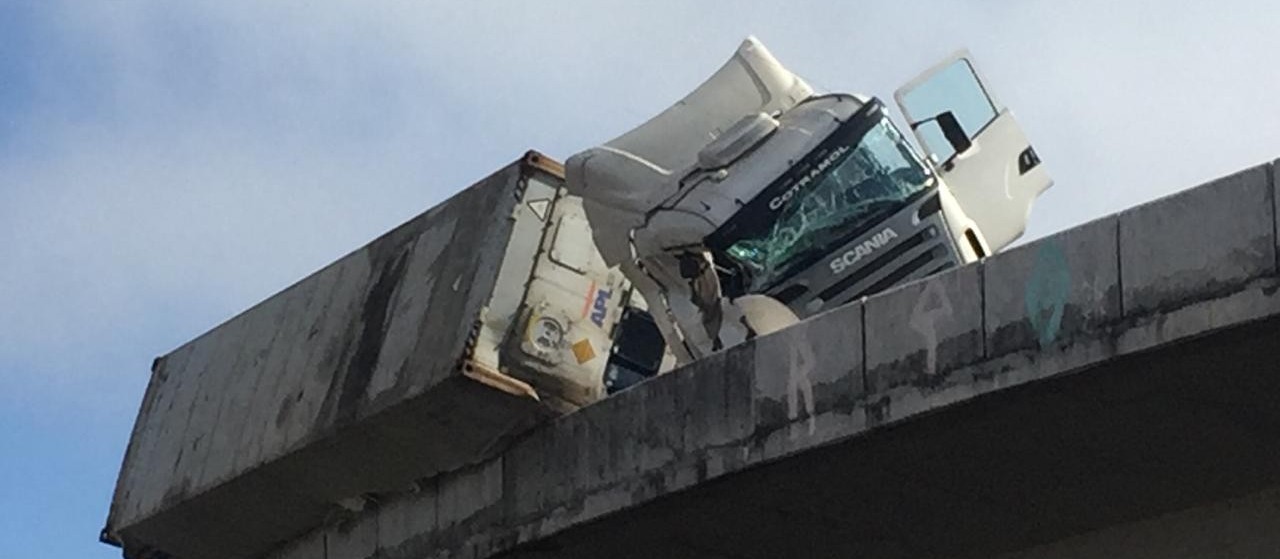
[590,288,612,327]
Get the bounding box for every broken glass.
[723,115,933,292]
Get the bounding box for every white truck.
[560,37,1051,392]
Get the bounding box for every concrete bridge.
[261,160,1280,559]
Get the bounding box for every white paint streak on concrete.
[910,278,954,375]
[788,337,816,438]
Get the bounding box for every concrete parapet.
[864,263,984,397]
[1119,163,1275,316]
[984,215,1120,358]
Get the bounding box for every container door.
[515,190,631,407]
[894,50,1052,252]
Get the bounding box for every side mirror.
[934,111,972,156]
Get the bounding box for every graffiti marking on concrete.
[787,336,816,438]
[910,279,954,375]
[1024,242,1071,348]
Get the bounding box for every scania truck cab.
[706,95,973,314]
[567,38,1051,366]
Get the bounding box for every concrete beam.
[865,263,983,396]
[984,215,1120,358]
[1119,164,1274,316]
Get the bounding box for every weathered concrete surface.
[104,155,564,559]
[1119,164,1274,315]
[984,215,1120,357]
[865,262,983,395]
[268,160,1280,559]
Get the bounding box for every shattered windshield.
[718,114,932,292]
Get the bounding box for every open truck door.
[894,50,1052,252]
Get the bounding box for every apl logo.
[590,289,612,326]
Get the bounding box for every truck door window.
[899,59,997,164]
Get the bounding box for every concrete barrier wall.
[260,158,1280,559]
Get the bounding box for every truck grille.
[779,222,957,313]
[815,227,932,302]
[841,246,952,305]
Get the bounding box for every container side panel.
[107,157,535,558]
[229,277,320,476]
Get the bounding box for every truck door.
[894,50,1052,252]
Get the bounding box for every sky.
[3,1,1280,557]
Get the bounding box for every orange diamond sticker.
[571,339,596,364]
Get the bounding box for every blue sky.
[3,1,1280,557]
